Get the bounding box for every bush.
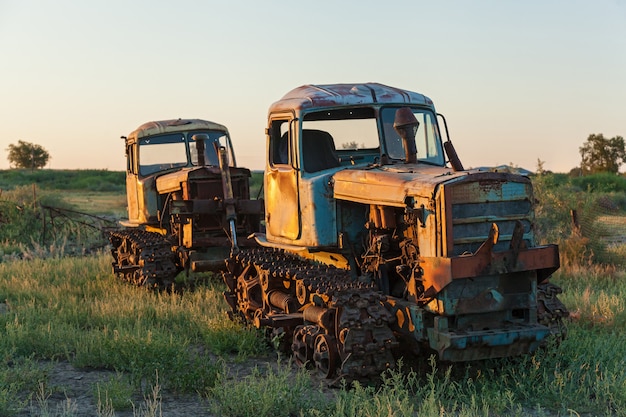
[0,186,66,247]
[571,172,626,193]
[0,185,107,258]
[533,173,626,267]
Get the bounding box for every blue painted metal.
[428,321,549,361]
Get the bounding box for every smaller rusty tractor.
[109,118,263,288]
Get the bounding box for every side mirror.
[444,141,464,172]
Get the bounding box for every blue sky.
[1,0,625,172]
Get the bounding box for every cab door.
[125,143,140,223]
[265,116,300,241]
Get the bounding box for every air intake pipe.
[393,107,419,164]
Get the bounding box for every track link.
[222,247,397,382]
[537,282,569,340]
[108,229,179,289]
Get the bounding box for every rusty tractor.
[109,118,263,288]
[222,83,569,381]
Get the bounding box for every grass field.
[62,191,127,217]
[2,170,626,416]
[1,255,626,416]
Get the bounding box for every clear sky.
[1,0,625,173]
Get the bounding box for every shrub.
[0,185,107,258]
[571,172,626,193]
[533,173,626,267]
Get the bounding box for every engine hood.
[332,164,518,206]
[155,166,223,194]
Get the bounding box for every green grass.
[0,169,125,192]
[250,170,263,199]
[62,191,127,217]
[4,254,623,416]
[0,183,125,259]
[0,254,266,414]
[93,373,135,412]
[3,170,626,415]
[209,360,328,417]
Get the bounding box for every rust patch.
[421,245,560,294]
[266,167,299,240]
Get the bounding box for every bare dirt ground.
[18,361,214,417]
[19,355,329,417]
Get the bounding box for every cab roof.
[268,83,433,114]
[127,119,228,142]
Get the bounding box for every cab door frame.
[264,113,301,241]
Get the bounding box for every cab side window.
[269,120,290,166]
[127,144,137,174]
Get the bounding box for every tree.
[6,140,50,169]
[579,133,625,175]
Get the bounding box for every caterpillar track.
[537,282,569,339]
[108,229,180,289]
[222,247,398,382]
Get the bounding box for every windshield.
[188,131,231,167]
[138,130,232,176]
[302,107,378,152]
[299,106,445,170]
[138,133,187,176]
[380,107,445,165]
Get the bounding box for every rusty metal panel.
[411,195,438,257]
[450,178,531,204]
[432,273,535,316]
[127,175,158,225]
[336,200,368,252]
[269,83,433,115]
[183,220,193,248]
[443,172,535,256]
[420,244,560,294]
[333,165,466,207]
[428,322,549,361]
[265,166,299,240]
[125,171,139,223]
[128,119,228,141]
[442,182,454,256]
[298,173,338,247]
[156,169,189,194]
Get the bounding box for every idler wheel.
[291,326,313,368]
[235,266,262,320]
[313,333,338,378]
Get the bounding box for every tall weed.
[0,185,112,258]
[533,172,626,267]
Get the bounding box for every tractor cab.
[122,119,236,225]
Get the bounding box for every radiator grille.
[448,178,534,256]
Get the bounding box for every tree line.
[5,134,626,174]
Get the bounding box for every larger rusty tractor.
[109,119,263,288]
[222,83,569,381]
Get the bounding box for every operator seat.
[301,129,340,173]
